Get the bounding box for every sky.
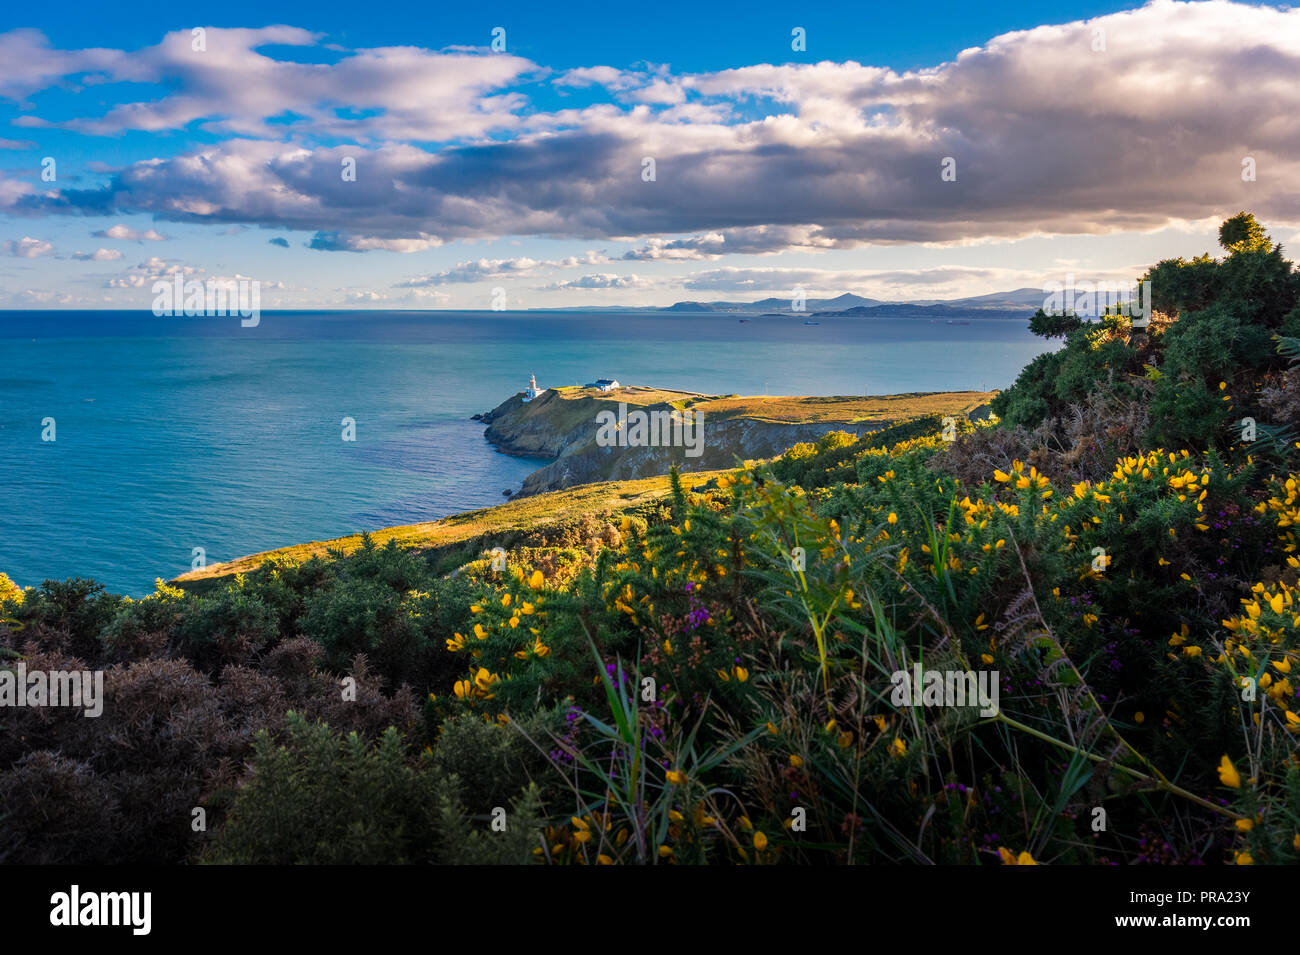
[0,0,1296,309]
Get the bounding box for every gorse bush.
[995,212,1300,453]
[202,712,545,865]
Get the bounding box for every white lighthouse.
[522,373,542,402]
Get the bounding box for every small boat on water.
[803,321,821,326]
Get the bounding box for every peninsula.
[479,384,994,497]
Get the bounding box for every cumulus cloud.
[624,79,686,105]
[396,257,545,286]
[621,226,856,260]
[92,224,166,241]
[72,247,123,261]
[556,66,642,90]
[107,256,204,288]
[0,28,126,102]
[621,234,727,261]
[7,26,537,142]
[308,231,442,253]
[395,252,607,286]
[541,273,655,290]
[2,236,53,257]
[5,288,82,306]
[401,287,452,303]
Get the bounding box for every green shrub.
[203,712,543,864]
[172,578,281,673]
[429,709,561,812]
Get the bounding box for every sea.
[0,310,1052,596]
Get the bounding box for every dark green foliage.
[997,213,1300,451]
[203,714,440,864]
[1148,303,1271,447]
[172,580,281,674]
[1027,308,1083,339]
[990,318,1139,429]
[16,578,121,660]
[428,710,560,812]
[1219,211,1272,254]
[202,713,543,864]
[300,574,418,680]
[1145,253,1221,317]
[1215,243,1300,327]
[989,350,1062,425]
[101,591,184,660]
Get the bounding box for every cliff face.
[479,389,609,458]
[513,416,885,496]
[479,387,974,497]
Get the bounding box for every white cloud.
[396,252,607,286]
[0,28,126,102]
[10,27,538,143]
[542,273,655,290]
[2,236,53,257]
[93,224,167,241]
[309,232,442,253]
[107,256,204,288]
[556,66,641,91]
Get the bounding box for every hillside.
[172,471,724,592]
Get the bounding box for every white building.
[522,373,543,402]
[587,378,621,392]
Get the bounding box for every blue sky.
[0,0,1296,308]
[18,1,1143,73]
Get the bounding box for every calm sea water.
[0,310,1051,595]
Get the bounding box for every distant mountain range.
[541,287,1049,315]
[672,287,1050,314]
[665,292,887,313]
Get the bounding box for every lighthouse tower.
[523,373,541,402]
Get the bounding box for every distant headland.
[477,381,995,497]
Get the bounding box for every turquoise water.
[0,310,1050,595]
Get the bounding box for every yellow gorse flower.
[1217,755,1242,789]
[997,847,1037,865]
